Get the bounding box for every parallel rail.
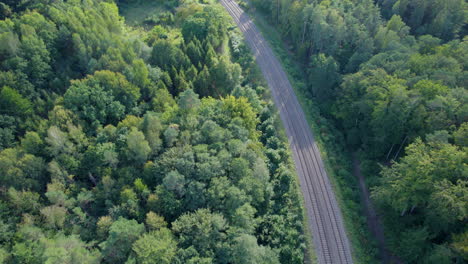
[220,1,354,263]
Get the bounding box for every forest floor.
[118,1,167,26]
[352,154,388,263]
[352,153,402,264]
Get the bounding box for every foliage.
[0,0,306,263]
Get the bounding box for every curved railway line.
[220,1,354,263]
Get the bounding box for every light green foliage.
[221,96,259,138]
[152,86,176,112]
[178,89,201,112]
[126,128,151,164]
[181,5,229,47]
[86,71,140,110]
[453,123,468,147]
[0,148,46,191]
[40,205,67,229]
[0,86,32,116]
[0,220,12,244]
[207,176,249,220]
[21,131,44,155]
[230,234,279,264]
[200,120,224,144]
[45,126,74,156]
[172,209,227,259]
[42,235,101,264]
[11,240,44,264]
[145,211,167,231]
[210,56,242,95]
[0,247,9,263]
[372,138,467,260]
[373,139,466,214]
[131,228,177,264]
[142,112,163,154]
[231,203,257,234]
[96,216,113,241]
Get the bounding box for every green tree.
[151,40,187,71]
[40,205,68,229]
[100,218,145,264]
[163,125,179,148]
[182,16,208,43]
[152,87,176,112]
[42,235,101,264]
[64,80,125,129]
[178,89,201,113]
[172,209,228,259]
[0,148,46,191]
[373,138,466,214]
[142,112,163,155]
[0,86,32,116]
[453,122,468,147]
[21,131,44,155]
[97,216,113,241]
[131,228,177,264]
[210,56,242,96]
[163,170,186,197]
[126,128,151,164]
[230,234,279,264]
[308,54,340,104]
[194,65,211,97]
[145,211,167,231]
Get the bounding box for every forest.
[0,0,307,263]
[247,0,467,263]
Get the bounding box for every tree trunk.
[386,143,395,161]
[302,20,307,44]
[400,207,406,216]
[393,135,408,160]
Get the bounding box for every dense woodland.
[0,0,307,263]
[248,0,467,263]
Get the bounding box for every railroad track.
[220,1,354,263]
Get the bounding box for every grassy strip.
[118,1,168,26]
[240,3,379,263]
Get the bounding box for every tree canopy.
[0,0,306,263]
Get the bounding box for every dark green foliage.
[151,40,188,71]
[376,0,466,40]
[100,218,145,264]
[0,115,16,150]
